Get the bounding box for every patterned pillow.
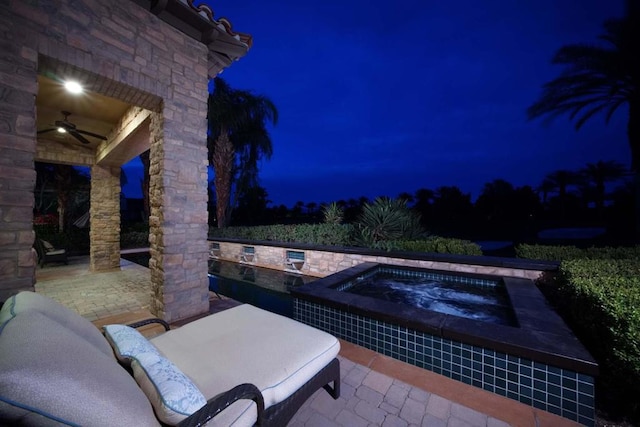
[131,352,207,425]
[103,324,161,364]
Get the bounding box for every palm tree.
[207,77,278,228]
[475,179,515,221]
[527,2,639,231]
[542,170,581,218]
[581,160,628,217]
[536,178,556,206]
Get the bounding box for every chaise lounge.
[33,238,68,268]
[0,292,340,426]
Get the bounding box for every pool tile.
[294,298,596,426]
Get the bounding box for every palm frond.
[527,13,637,135]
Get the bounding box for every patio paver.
[34,258,582,427]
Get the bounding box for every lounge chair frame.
[33,238,68,267]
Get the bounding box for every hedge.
[555,259,640,419]
[209,224,355,246]
[515,243,640,261]
[209,225,482,256]
[380,237,483,256]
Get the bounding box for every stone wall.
[89,165,121,271]
[36,140,94,166]
[0,1,211,321]
[212,241,549,280]
[0,13,39,301]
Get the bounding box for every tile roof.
[131,0,253,76]
[180,0,253,48]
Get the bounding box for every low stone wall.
[209,240,556,280]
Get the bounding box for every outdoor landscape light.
[63,80,83,94]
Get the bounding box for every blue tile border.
[294,299,595,426]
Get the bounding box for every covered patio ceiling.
[35,0,252,168]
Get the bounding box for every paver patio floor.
[34,257,580,427]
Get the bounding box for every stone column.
[90,165,121,271]
[148,104,209,322]
[0,42,38,302]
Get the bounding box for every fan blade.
[37,129,56,134]
[68,130,92,145]
[54,120,72,129]
[76,129,107,140]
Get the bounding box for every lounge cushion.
[151,304,340,426]
[0,311,159,426]
[0,291,112,356]
[104,324,161,364]
[132,352,207,425]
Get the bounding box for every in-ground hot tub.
[292,262,598,426]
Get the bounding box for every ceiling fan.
[37,111,107,145]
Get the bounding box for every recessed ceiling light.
[64,81,83,94]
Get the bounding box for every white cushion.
[132,352,207,425]
[0,291,112,356]
[151,304,340,426]
[46,249,66,255]
[104,324,161,364]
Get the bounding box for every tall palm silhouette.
[528,2,639,232]
[581,160,628,217]
[536,178,556,206]
[207,78,278,228]
[542,170,581,219]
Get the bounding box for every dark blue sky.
[123,0,629,207]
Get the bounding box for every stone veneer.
[210,240,556,279]
[0,0,212,321]
[89,165,121,271]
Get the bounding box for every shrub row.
[515,243,640,261]
[209,224,482,256]
[376,237,483,256]
[555,259,640,419]
[209,224,355,246]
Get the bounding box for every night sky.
[122,0,630,207]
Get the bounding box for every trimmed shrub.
[383,237,483,256]
[209,224,355,246]
[515,243,640,261]
[555,259,640,419]
[210,224,481,256]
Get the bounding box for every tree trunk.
[140,150,150,219]
[55,165,72,233]
[57,204,65,232]
[629,99,640,239]
[212,131,234,228]
[559,184,567,220]
[596,179,605,219]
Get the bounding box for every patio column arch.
[0,0,251,322]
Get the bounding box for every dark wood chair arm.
[126,318,171,331]
[178,383,265,427]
